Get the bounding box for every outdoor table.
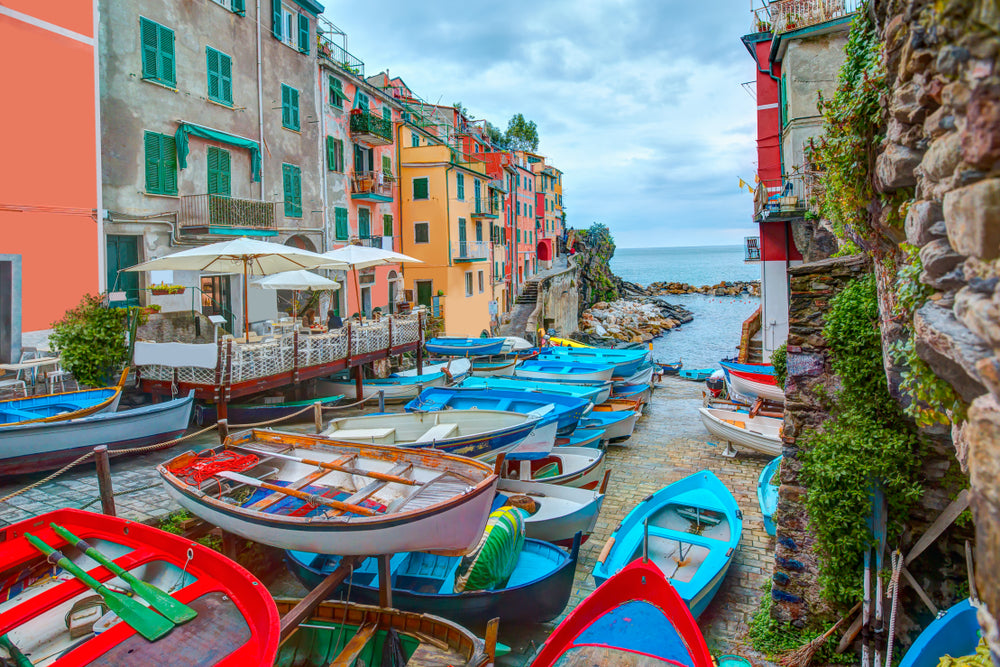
[0,356,61,388]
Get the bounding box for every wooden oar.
[50,523,197,624]
[234,448,421,487]
[0,634,33,667]
[216,471,378,516]
[24,533,173,642]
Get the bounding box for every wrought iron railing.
[745,236,761,262]
[753,174,809,219]
[350,110,393,143]
[754,0,861,34]
[318,37,365,78]
[473,199,500,216]
[179,194,277,229]
[350,171,395,198]
[452,241,489,261]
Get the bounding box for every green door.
[458,219,467,257]
[416,280,432,308]
[106,235,140,306]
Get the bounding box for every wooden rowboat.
[540,347,650,377]
[497,475,609,545]
[758,456,781,536]
[698,406,783,457]
[613,363,657,387]
[0,393,194,476]
[593,398,643,413]
[392,357,472,381]
[659,359,683,375]
[285,534,581,627]
[194,394,344,427]
[611,382,653,406]
[424,337,507,357]
[679,368,714,382]
[158,429,499,556]
[514,359,616,382]
[899,599,981,667]
[530,558,713,667]
[0,508,279,666]
[484,447,608,490]
[460,376,607,404]
[317,371,448,402]
[0,368,127,427]
[273,599,495,667]
[725,368,786,403]
[578,410,639,441]
[320,408,553,458]
[470,358,519,377]
[593,470,743,619]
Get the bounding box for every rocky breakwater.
[622,280,761,298]
[578,298,693,344]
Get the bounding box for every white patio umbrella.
[123,238,347,342]
[251,270,340,321]
[318,245,422,318]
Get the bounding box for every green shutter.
[281,85,290,127]
[158,23,175,86]
[290,87,299,130]
[140,18,158,80]
[456,173,464,200]
[326,136,336,171]
[335,207,348,239]
[382,106,391,121]
[140,18,175,86]
[206,48,220,101]
[354,145,364,174]
[219,52,232,105]
[411,134,419,148]
[413,177,428,200]
[297,14,309,53]
[336,139,344,172]
[232,0,245,15]
[383,214,393,236]
[329,76,344,108]
[144,131,177,195]
[161,134,177,195]
[208,147,231,196]
[283,164,301,217]
[359,209,370,238]
[272,0,282,39]
[281,85,299,130]
[382,155,391,175]
[144,131,161,193]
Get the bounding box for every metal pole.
[416,314,423,375]
[378,389,385,412]
[243,258,251,343]
[354,365,364,402]
[94,446,116,517]
[313,401,323,433]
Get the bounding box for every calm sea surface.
[609,245,760,369]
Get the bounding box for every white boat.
[514,359,616,382]
[482,447,608,490]
[321,408,553,458]
[502,336,535,352]
[613,363,656,387]
[698,406,783,457]
[578,410,640,441]
[317,371,448,402]
[497,475,609,545]
[393,357,472,382]
[158,429,499,556]
[471,357,520,377]
[726,372,786,404]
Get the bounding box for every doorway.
[106,235,140,306]
[416,280,433,308]
[0,259,14,363]
[361,286,372,317]
[201,275,233,333]
[387,270,398,314]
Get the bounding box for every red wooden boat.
[531,558,712,667]
[0,508,279,666]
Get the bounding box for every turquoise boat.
[406,388,591,436]
[758,456,781,536]
[899,599,981,667]
[593,470,743,619]
[459,376,606,404]
[425,337,507,356]
[577,410,637,441]
[514,359,616,382]
[679,368,714,381]
[556,428,606,448]
[540,347,650,376]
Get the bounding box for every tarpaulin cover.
[175,123,262,182]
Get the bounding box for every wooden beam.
[905,489,969,566]
[378,554,392,608]
[278,556,362,640]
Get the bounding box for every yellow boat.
[546,336,593,349]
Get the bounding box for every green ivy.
[748,582,855,663]
[800,275,922,604]
[49,294,130,388]
[771,342,788,388]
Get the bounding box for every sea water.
[609,245,761,369]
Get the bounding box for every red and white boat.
[723,365,785,404]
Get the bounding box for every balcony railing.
[317,33,365,78]
[453,241,489,262]
[357,235,395,251]
[350,109,393,145]
[745,236,761,262]
[755,0,861,34]
[179,194,278,235]
[351,172,395,201]
[753,174,809,220]
[471,199,500,218]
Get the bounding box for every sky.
[323,0,759,249]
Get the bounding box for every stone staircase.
[747,339,763,364]
[516,282,539,305]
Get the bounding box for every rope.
[884,550,904,667]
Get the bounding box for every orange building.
[0,1,100,360]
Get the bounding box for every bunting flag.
[738,178,755,194]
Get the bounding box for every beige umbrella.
[319,246,422,318]
[251,269,341,321]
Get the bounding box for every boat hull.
[726,369,785,403]
[471,359,519,376]
[497,478,605,544]
[758,456,781,536]
[0,385,122,427]
[556,428,605,448]
[459,376,606,405]
[194,394,344,427]
[515,366,615,382]
[286,535,581,627]
[899,599,980,667]
[698,407,783,456]
[579,411,638,440]
[613,364,655,386]
[425,337,507,356]
[317,371,447,402]
[0,394,194,476]
[540,348,649,376]
[393,357,472,381]
[490,447,608,490]
[406,388,591,437]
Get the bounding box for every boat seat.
[675,506,723,527]
[326,427,396,444]
[414,423,459,443]
[722,419,746,429]
[534,462,561,479]
[329,621,377,666]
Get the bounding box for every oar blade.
[102,587,174,642]
[125,577,198,624]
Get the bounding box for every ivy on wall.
[49,294,130,388]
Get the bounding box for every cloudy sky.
[325,1,758,248]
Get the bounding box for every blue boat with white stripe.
[424,337,507,356]
[406,387,591,436]
[539,347,650,377]
[758,456,781,536]
[459,376,607,405]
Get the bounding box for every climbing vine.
[771,342,788,388]
[800,275,923,604]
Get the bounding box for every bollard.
[314,401,323,433]
[94,446,116,517]
[378,390,385,413]
[377,554,393,608]
[217,418,229,444]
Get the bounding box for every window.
[143,131,177,195]
[478,270,484,294]
[413,177,429,200]
[456,173,465,200]
[334,207,348,239]
[411,133,420,148]
[355,90,370,111]
[475,220,483,242]
[281,84,299,131]
[383,214,393,236]
[465,272,473,297]
[282,163,302,217]
[272,1,308,52]
[354,145,373,174]
[326,136,344,172]
[382,106,391,122]
[329,76,345,109]
[207,146,231,196]
[206,47,233,106]
[382,155,392,176]
[358,208,371,238]
[414,222,429,243]
[211,0,246,15]
[517,229,521,243]
[517,202,521,216]
[139,18,175,87]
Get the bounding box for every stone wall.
[136,311,217,345]
[531,263,580,338]
[874,0,1000,655]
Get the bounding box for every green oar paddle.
[0,634,33,667]
[23,533,173,642]
[50,523,197,625]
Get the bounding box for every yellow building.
[398,123,496,335]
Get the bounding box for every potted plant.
[150,283,186,296]
[141,304,162,315]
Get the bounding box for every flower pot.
[151,288,185,296]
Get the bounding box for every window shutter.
[413,178,428,200]
[335,207,348,239]
[411,134,419,148]
[140,18,158,79]
[336,139,344,172]
[382,106,391,121]
[290,88,299,130]
[382,155,391,175]
[161,134,178,195]
[359,209,370,238]
[232,0,245,15]
[219,149,231,196]
[457,173,464,200]
[206,48,221,100]
[281,85,289,127]
[272,0,282,39]
[329,76,344,108]
[159,24,175,86]
[383,214,393,236]
[282,165,292,216]
[219,53,232,104]
[144,131,161,193]
[326,136,335,170]
[297,14,309,54]
[292,167,301,216]
[354,145,364,174]
[207,146,219,194]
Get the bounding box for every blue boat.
[577,410,637,440]
[611,382,653,405]
[0,377,125,427]
[459,376,606,405]
[406,388,591,436]
[758,456,781,536]
[514,359,616,382]
[720,360,775,376]
[425,337,507,356]
[540,347,650,376]
[556,428,606,448]
[284,533,581,627]
[679,368,715,381]
[899,599,981,667]
[593,470,742,619]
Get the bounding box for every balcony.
[753,174,809,222]
[357,235,395,251]
[755,0,861,34]
[745,236,761,262]
[471,199,500,219]
[350,109,393,146]
[317,18,365,78]
[178,194,278,236]
[452,241,489,262]
[351,172,394,202]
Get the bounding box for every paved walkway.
[499,256,570,337]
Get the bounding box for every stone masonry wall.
[874,0,1000,655]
